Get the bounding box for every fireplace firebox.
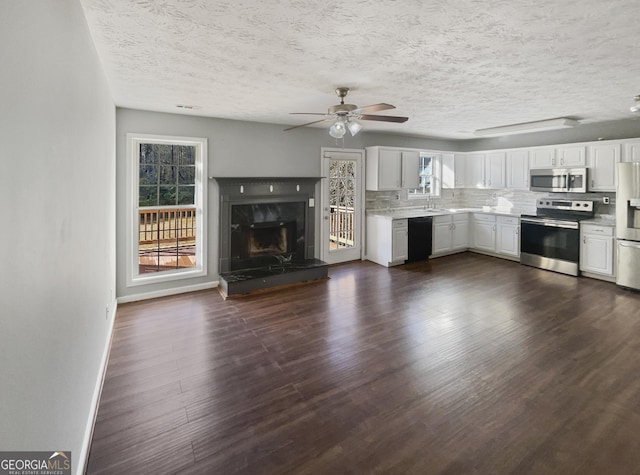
[214,177,328,297]
[229,201,305,270]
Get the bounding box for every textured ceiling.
[80,0,640,139]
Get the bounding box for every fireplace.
[229,201,305,270]
[214,177,328,297]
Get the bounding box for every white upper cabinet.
[588,143,620,191]
[506,149,529,190]
[366,147,401,190]
[529,147,556,168]
[366,147,421,190]
[485,152,506,189]
[622,140,640,162]
[454,154,466,188]
[401,150,420,189]
[557,145,586,167]
[465,153,486,188]
[441,153,455,189]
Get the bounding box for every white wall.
[115,108,459,299]
[0,2,116,474]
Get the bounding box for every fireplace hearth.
[215,177,328,298]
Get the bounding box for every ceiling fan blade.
[359,114,409,123]
[353,103,395,114]
[283,118,330,131]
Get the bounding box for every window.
[408,152,441,198]
[127,134,207,286]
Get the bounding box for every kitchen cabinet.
[366,215,408,267]
[442,153,467,189]
[622,140,640,162]
[529,147,556,168]
[506,149,529,190]
[464,152,506,189]
[472,213,496,252]
[432,213,469,256]
[365,147,419,190]
[557,145,586,167]
[465,153,485,188]
[441,153,455,189]
[580,223,615,280]
[454,154,466,187]
[392,219,409,262]
[496,216,520,258]
[588,143,620,191]
[485,152,506,188]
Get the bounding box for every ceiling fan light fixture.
[329,118,347,138]
[347,119,363,136]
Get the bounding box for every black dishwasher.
[407,217,433,262]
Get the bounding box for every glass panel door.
[321,149,363,264]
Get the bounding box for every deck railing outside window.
[138,208,196,273]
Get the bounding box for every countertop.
[581,215,616,226]
[367,207,525,220]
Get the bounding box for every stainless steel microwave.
[529,168,588,193]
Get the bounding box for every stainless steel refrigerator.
[616,162,640,290]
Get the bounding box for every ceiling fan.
[284,87,409,138]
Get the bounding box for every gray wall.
[0,2,116,473]
[115,108,459,299]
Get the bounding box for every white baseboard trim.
[117,281,219,304]
[77,298,117,475]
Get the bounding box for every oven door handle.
[619,241,640,249]
[520,217,579,229]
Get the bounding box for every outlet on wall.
[603,196,610,204]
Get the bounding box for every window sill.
[127,266,206,287]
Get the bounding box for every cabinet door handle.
[591,180,594,188]
[516,227,519,235]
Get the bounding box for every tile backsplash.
[366,188,616,218]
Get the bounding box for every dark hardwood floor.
[87,253,640,474]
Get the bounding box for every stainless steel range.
[520,199,594,276]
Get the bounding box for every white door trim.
[319,147,365,264]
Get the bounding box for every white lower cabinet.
[432,213,469,256]
[366,216,408,267]
[580,223,615,280]
[470,214,520,260]
[392,220,409,262]
[472,213,496,252]
[496,216,520,258]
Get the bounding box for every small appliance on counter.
[520,198,594,276]
[615,162,640,290]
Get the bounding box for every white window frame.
[408,152,442,199]
[126,133,207,287]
